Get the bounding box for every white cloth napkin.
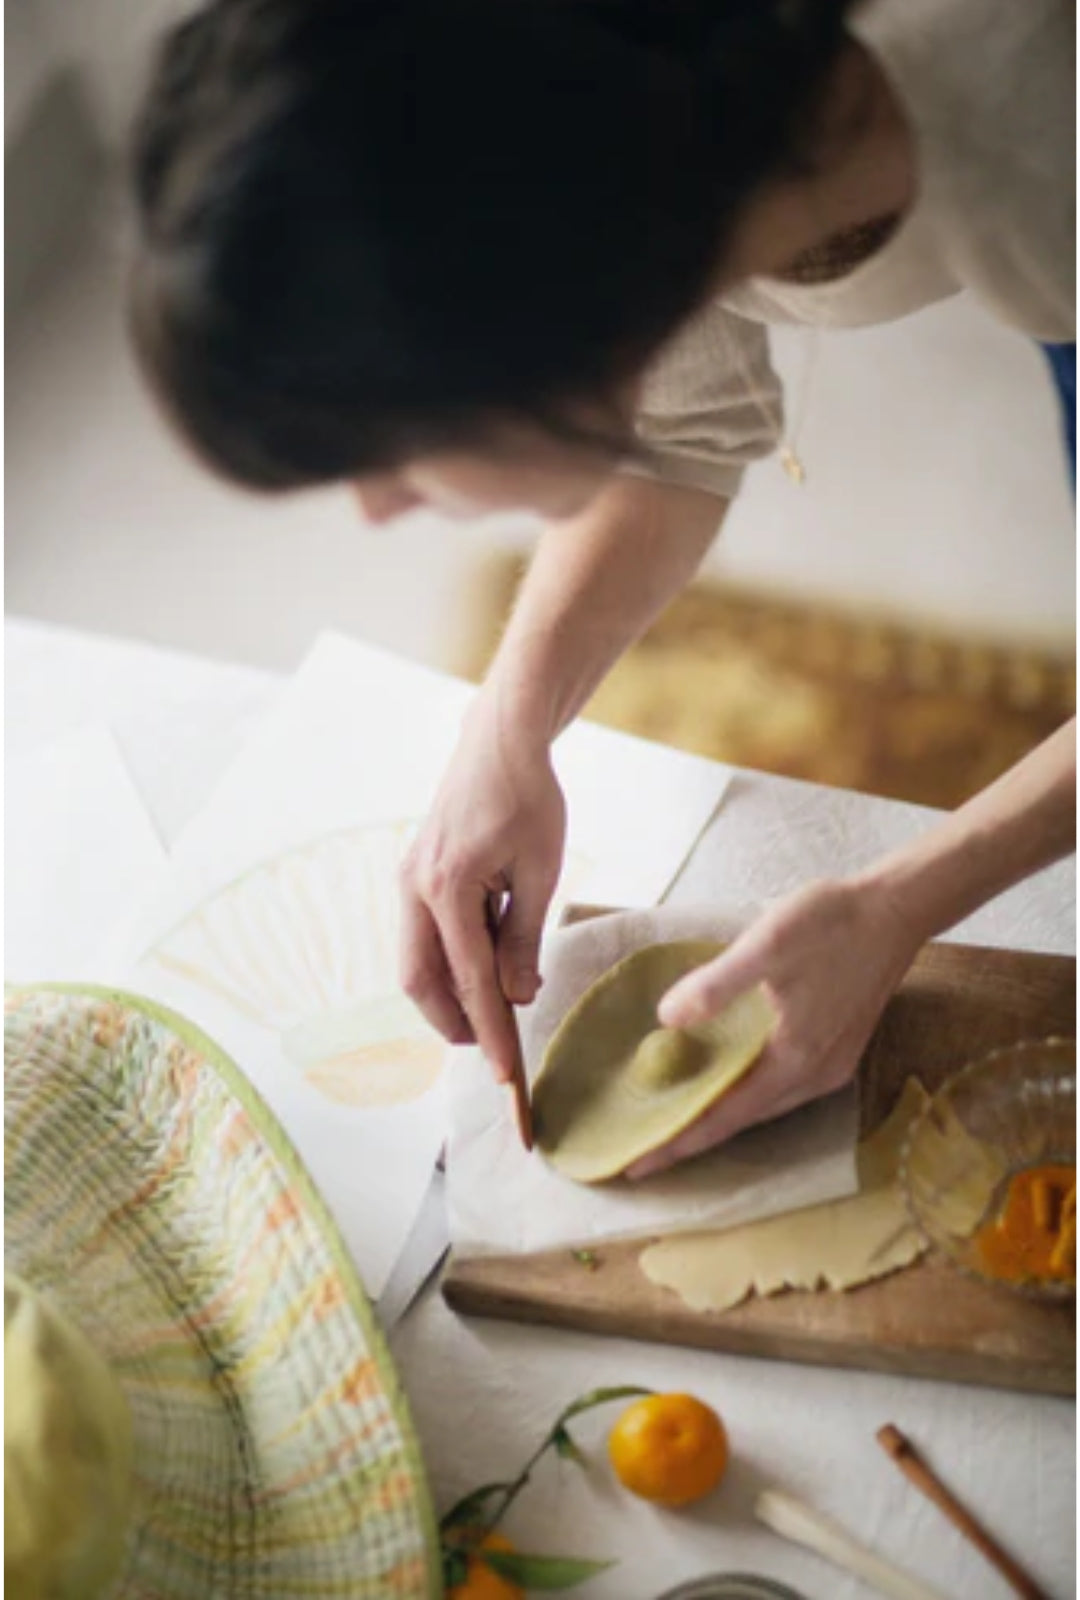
[447,904,858,1255]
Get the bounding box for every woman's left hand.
[624,877,923,1179]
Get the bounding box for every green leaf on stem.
[552,1425,587,1468]
[557,1385,652,1426]
[440,1481,514,1534]
[481,1550,615,1589]
[439,1384,651,1568]
[442,1548,470,1589]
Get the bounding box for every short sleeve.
[628,302,784,501]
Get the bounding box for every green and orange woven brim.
[5,985,442,1598]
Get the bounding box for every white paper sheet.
[448,905,859,1254]
[5,727,167,985]
[118,632,730,940]
[119,634,730,1297]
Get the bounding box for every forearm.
[859,719,1077,943]
[478,476,727,746]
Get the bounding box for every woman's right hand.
[397,478,727,1084]
[399,692,567,1083]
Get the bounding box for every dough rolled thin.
[533,939,775,1183]
[640,1078,932,1310]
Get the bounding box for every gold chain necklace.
[733,212,902,487]
[725,311,825,488]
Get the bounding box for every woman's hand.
[626,718,1077,1179]
[625,878,922,1179]
[399,693,567,1083]
[397,477,726,1088]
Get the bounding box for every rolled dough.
[533,939,776,1183]
[640,1078,931,1311]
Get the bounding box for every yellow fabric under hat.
[5,1275,134,1600]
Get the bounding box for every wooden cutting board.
[443,926,1076,1395]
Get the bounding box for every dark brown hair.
[130,0,851,490]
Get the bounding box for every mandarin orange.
[447,1531,524,1600]
[608,1392,728,1507]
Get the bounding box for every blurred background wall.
[7,0,1075,715]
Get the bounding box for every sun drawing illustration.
[148,823,445,1109]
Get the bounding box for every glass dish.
[654,1579,808,1600]
[900,1037,1075,1301]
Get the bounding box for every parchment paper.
[447,904,859,1255]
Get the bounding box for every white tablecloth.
[7,617,1075,1600]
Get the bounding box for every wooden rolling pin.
[877,1425,1049,1600]
[755,1488,949,1600]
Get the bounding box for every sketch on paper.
[146,822,446,1109]
[146,821,595,1111]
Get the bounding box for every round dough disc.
[533,939,775,1182]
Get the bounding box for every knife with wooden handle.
[484,892,534,1151]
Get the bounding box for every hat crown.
[4,1275,134,1600]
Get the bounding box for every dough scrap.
[533,940,776,1183]
[902,1096,1007,1238]
[640,1078,931,1311]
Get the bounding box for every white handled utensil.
[755,1487,950,1600]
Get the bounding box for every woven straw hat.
[4,985,440,1600]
